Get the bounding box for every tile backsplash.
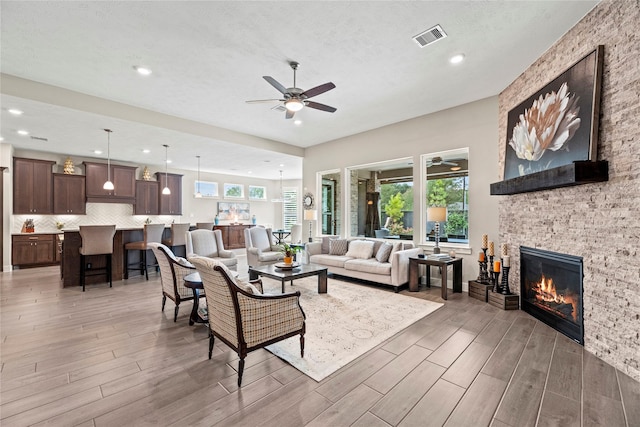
[12,203,182,233]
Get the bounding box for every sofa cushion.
[309,253,353,268]
[321,235,340,254]
[236,279,261,295]
[345,240,375,259]
[344,258,392,275]
[329,239,349,255]
[375,243,393,263]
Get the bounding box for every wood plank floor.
[1,256,638,426]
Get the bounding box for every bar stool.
[195,222,214,230]
[162,223,190,257]
[79,225,116,292]
[124,223,165,280]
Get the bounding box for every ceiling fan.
[426,156,458,167]
[246,61,336,119]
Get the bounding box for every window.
[422,149,469,245]
[283,187,298,231]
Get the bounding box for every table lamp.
[427,207,447,254]
[304,210,318,242]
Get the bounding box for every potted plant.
[279,242,301,265]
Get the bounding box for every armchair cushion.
[176,257,194,268]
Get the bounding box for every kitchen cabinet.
[13,157,55,214]
[135,180,159,215]
[53,174,86,214]
[85,161,137,203]
[12,234,57,268]
[155,172,182,215]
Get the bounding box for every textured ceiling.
[0,1,598,179]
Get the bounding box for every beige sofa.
[305,236,422,292]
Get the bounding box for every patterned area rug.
[263,276,443,382]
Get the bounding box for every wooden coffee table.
[249,263,328,293]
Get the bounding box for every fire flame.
[531,275,579,322]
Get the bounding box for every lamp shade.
[285,98,304,112]
[304,210,318,221]
[427,207,447,222]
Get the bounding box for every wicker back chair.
[190,256,306,387]
[148,243,201,322]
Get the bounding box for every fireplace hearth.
[520,246,584,344]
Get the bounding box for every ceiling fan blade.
[285,109,295,119]
[301,82,336,99]
[305,101,337,113]
[245,99,283,104]
[263,76,288,95]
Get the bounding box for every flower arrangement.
[278,242,302,258]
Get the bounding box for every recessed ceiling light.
[166,159,172,164]
[247,171,252,174]
[279,164,284,167]
[134,66,152,76]
[94,150,103,154]
[294,120,302,125]
[0,136,4,142]
[142,149,150,153]
[17,130,29,136]
[8,109,23,115]
[450,54,465,64]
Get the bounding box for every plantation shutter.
[283,187,298,230]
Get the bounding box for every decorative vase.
[63,157,74,174]
[252,215,256,225]
[283,256,293,265]
[142,166,152,181]
[214,216,219,225]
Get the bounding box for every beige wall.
[303,96,500,285]
[2,147,301,270]
[498,0,640,381]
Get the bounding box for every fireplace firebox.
[520,246,584,345]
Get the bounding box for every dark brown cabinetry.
[214,224,252,249]
[85,162,137,203]
[13,158,55,214]
[12,234,58,268]
[53,174,86,214]
[135,180,159,215]
[155,172,182,215]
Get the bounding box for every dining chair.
[162,222,191,256]
[195,222,214,230]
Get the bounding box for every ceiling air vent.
[413,25,447,48]
[30,136,48,142]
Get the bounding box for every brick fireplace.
[497,1,639,381]
[520,246,583,345]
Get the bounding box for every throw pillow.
[345,240,375,259]
[176,257,194,268]
[375,243,393,263]
[329,238,349,255]
[236,279,261,295]
[321,235,340,254]
[371,239,384,255]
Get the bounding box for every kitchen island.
[61,227,171,287]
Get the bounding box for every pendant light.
[102,129,114,190]
[195,155,202,198]
[271,170,285,203]
[162,144,171,195]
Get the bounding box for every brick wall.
[498,0,640,381]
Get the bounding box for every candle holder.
[492,271,500,293]
[500,265,511,295]
[477,248,490,283]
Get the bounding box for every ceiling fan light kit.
[247,61,336,119]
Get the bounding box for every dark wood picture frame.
[503,45,603,180]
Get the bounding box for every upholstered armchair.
[149,243,202,322]
[190,256,305,387]
[244,227,283,278]
[186,229,238,271]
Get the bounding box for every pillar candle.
[488,241,494,256]
[501,243,508,257]
[479,251,485,262]
[493,260,501,272]
[503,255,510,267]
[482,234,488,249]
